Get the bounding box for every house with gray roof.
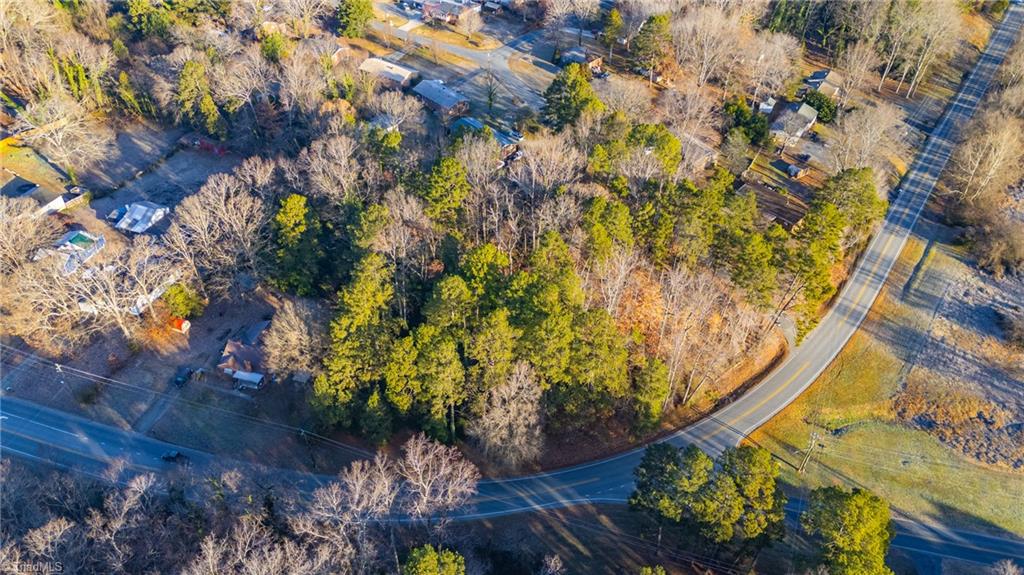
[413,80,470,121]
[770,102,818,147]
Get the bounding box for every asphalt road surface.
[2,4,1023,568]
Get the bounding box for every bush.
[999,311,1024,350]
[260,31,287,63]
[723,96,770,146]
[162,283,206,318]
[961,202,1024,278]
[804,90,837,123]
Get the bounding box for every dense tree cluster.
[630,444,898,573]
[629,444,786,552]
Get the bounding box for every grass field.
[749,235,1024,537]
[0,142,70,191]
[410,22,502,50]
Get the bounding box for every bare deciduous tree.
[946,112,1024,203]
[593,76,651,122]
[829,101,904,174]
[836,41,880,111]
[371,90,425,131]
[453,132,503,191]
[508,132,585,205]
[903,0,960,98]
[398,434,480,533]
[282,0,332,38]
[299,134,361,203]
[8,237,176,350]
[165,173,270,297]
[658,266,760,408]
[991,560,1023,575]
[279,45,326,120]
[264,297,329,378]
[539,554,567,575]
[0,197,60,274]
[658,83,715,141]
[457,10,484,40]
[999,42,1024,91]
[15,95,114,174]
[746,32,800,104]
[468,361,544,468]
[671,6,742,88]
[876,0,922,92]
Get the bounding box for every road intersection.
[2,3,1023,567]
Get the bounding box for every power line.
[0,344,371,459]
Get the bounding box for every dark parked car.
[172,367,194,387]
[161,450,188,463]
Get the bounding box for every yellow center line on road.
[846,229,898,320]
[698,362,811,442]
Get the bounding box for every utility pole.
[797,431,820,474]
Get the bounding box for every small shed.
[358,58,420,89]
[413,80,470,120]
[758,97,777,115]
[787,162,810,180]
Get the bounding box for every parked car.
[172,367,194,388]
[797,153,811,163]
[161,450,188,463]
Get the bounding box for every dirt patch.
[77,121,186,193]
[88,146,241,224]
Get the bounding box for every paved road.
[2,4,1022,568]
[2,395,1022,567]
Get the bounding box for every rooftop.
[358,58,418,85]
[413,80,469,110]
[114,201,169,234]
[0,168,62,206]
[770,102,818,134]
